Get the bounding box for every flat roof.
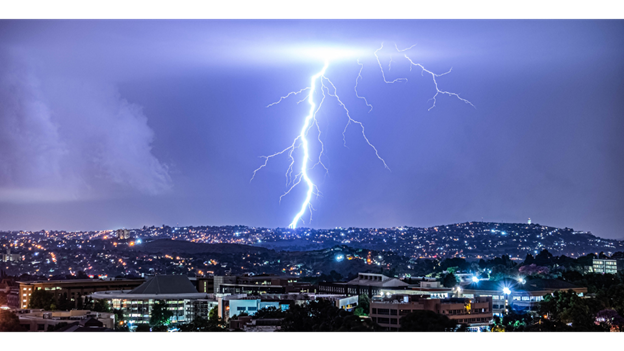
[17,278,144,284]
[463,279,586,293]
[90,290,210,300]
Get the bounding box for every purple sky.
[0,20,622,239]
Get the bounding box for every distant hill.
[130,239,273,255]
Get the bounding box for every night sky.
[0,20,622,239]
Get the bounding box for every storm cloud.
[0,49,172,203]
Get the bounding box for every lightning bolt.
[354,59,373,113]
[253,42,474,229]
[403,54,475,111]
[288,61,329,228]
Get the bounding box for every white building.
[89,275,216,327]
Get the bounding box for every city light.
[503,287,511,295]
[471,276,479,283]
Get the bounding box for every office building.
[17,278,145,310]
[218,293,355,320]
[89,275,215,327]
[461,278,587,315]
[318,273,408,297]
[593,259,624,274]
[369,294,493,331]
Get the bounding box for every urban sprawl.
[1,221,623,332]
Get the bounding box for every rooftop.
[344,273,408,288]
[463,278,585,293]
[128,275,198,294]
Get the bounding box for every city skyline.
[0,20,623,239]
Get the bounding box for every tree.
[490,316,505,332]
[254,306,285,319]
[0,310,25,331]
[93,299,110,313]
[135,324,151,332]
[28,288,56,310]
[57,294,73,311]
[113,309,127,331]
[280,299,380,331]
[500,305,535,331]
[151,325,169,332]
[595,309,624,331]
[149,300,173,328]
[76,271,89,279]
[208,306,219,321]
[538,290,605,331]
[534,250,554,266]
[442,273,458,288]
[518,264,550,277]
[358,294,370,315]
[399,310,457,331]
[179,316,227,332]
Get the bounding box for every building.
[218,293,354,320]
[195,276,216,293]
[1,248,21,262]
[213,275,237,294]
[593,259,624,274]
[335,295,359,312]
[403,279,453,299]
[461,278,587,316]
[116,229,130,240]
[318,273,408,297]
[17,278,145,310]
[6,286,20,309]
[195,274,316,295]
[16,309,114,332]
[55,318,111,332]
[369,294,493,331]
[228,315,283,332]
[89,275,215,327]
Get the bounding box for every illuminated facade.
[17,278,144,310]
[593,259,624,274]
[462,279,587,315]
[369,295,493,331]
[89,275,216,326]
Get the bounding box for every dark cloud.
[0,49,172,203]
